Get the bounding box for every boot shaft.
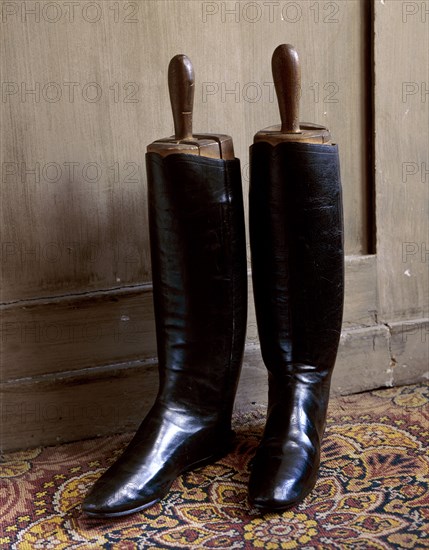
[146,152,247,413]
[249,141,344,374]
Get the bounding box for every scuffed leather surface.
[82,153,247,517]
[248,141,344,510]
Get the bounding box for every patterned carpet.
[1,383,428,549]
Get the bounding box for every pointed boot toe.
[82,483,126,517]
[249,478,303,511]
[82,477,159,518]
[248,453,318,511]
[81,496,114,517]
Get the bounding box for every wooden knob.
[148,54,235,159]
[272,44,301,134]
[253,44,331,145]
[168,54,194,140]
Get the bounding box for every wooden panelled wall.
[1,0,428,450]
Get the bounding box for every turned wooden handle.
[168,54,194,140]
[272,44,301,134]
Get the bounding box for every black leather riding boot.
[248,140,344,511]
[82,153,247,517]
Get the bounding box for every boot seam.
[222,162,236,422]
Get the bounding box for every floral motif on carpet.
[1,383,428,549]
